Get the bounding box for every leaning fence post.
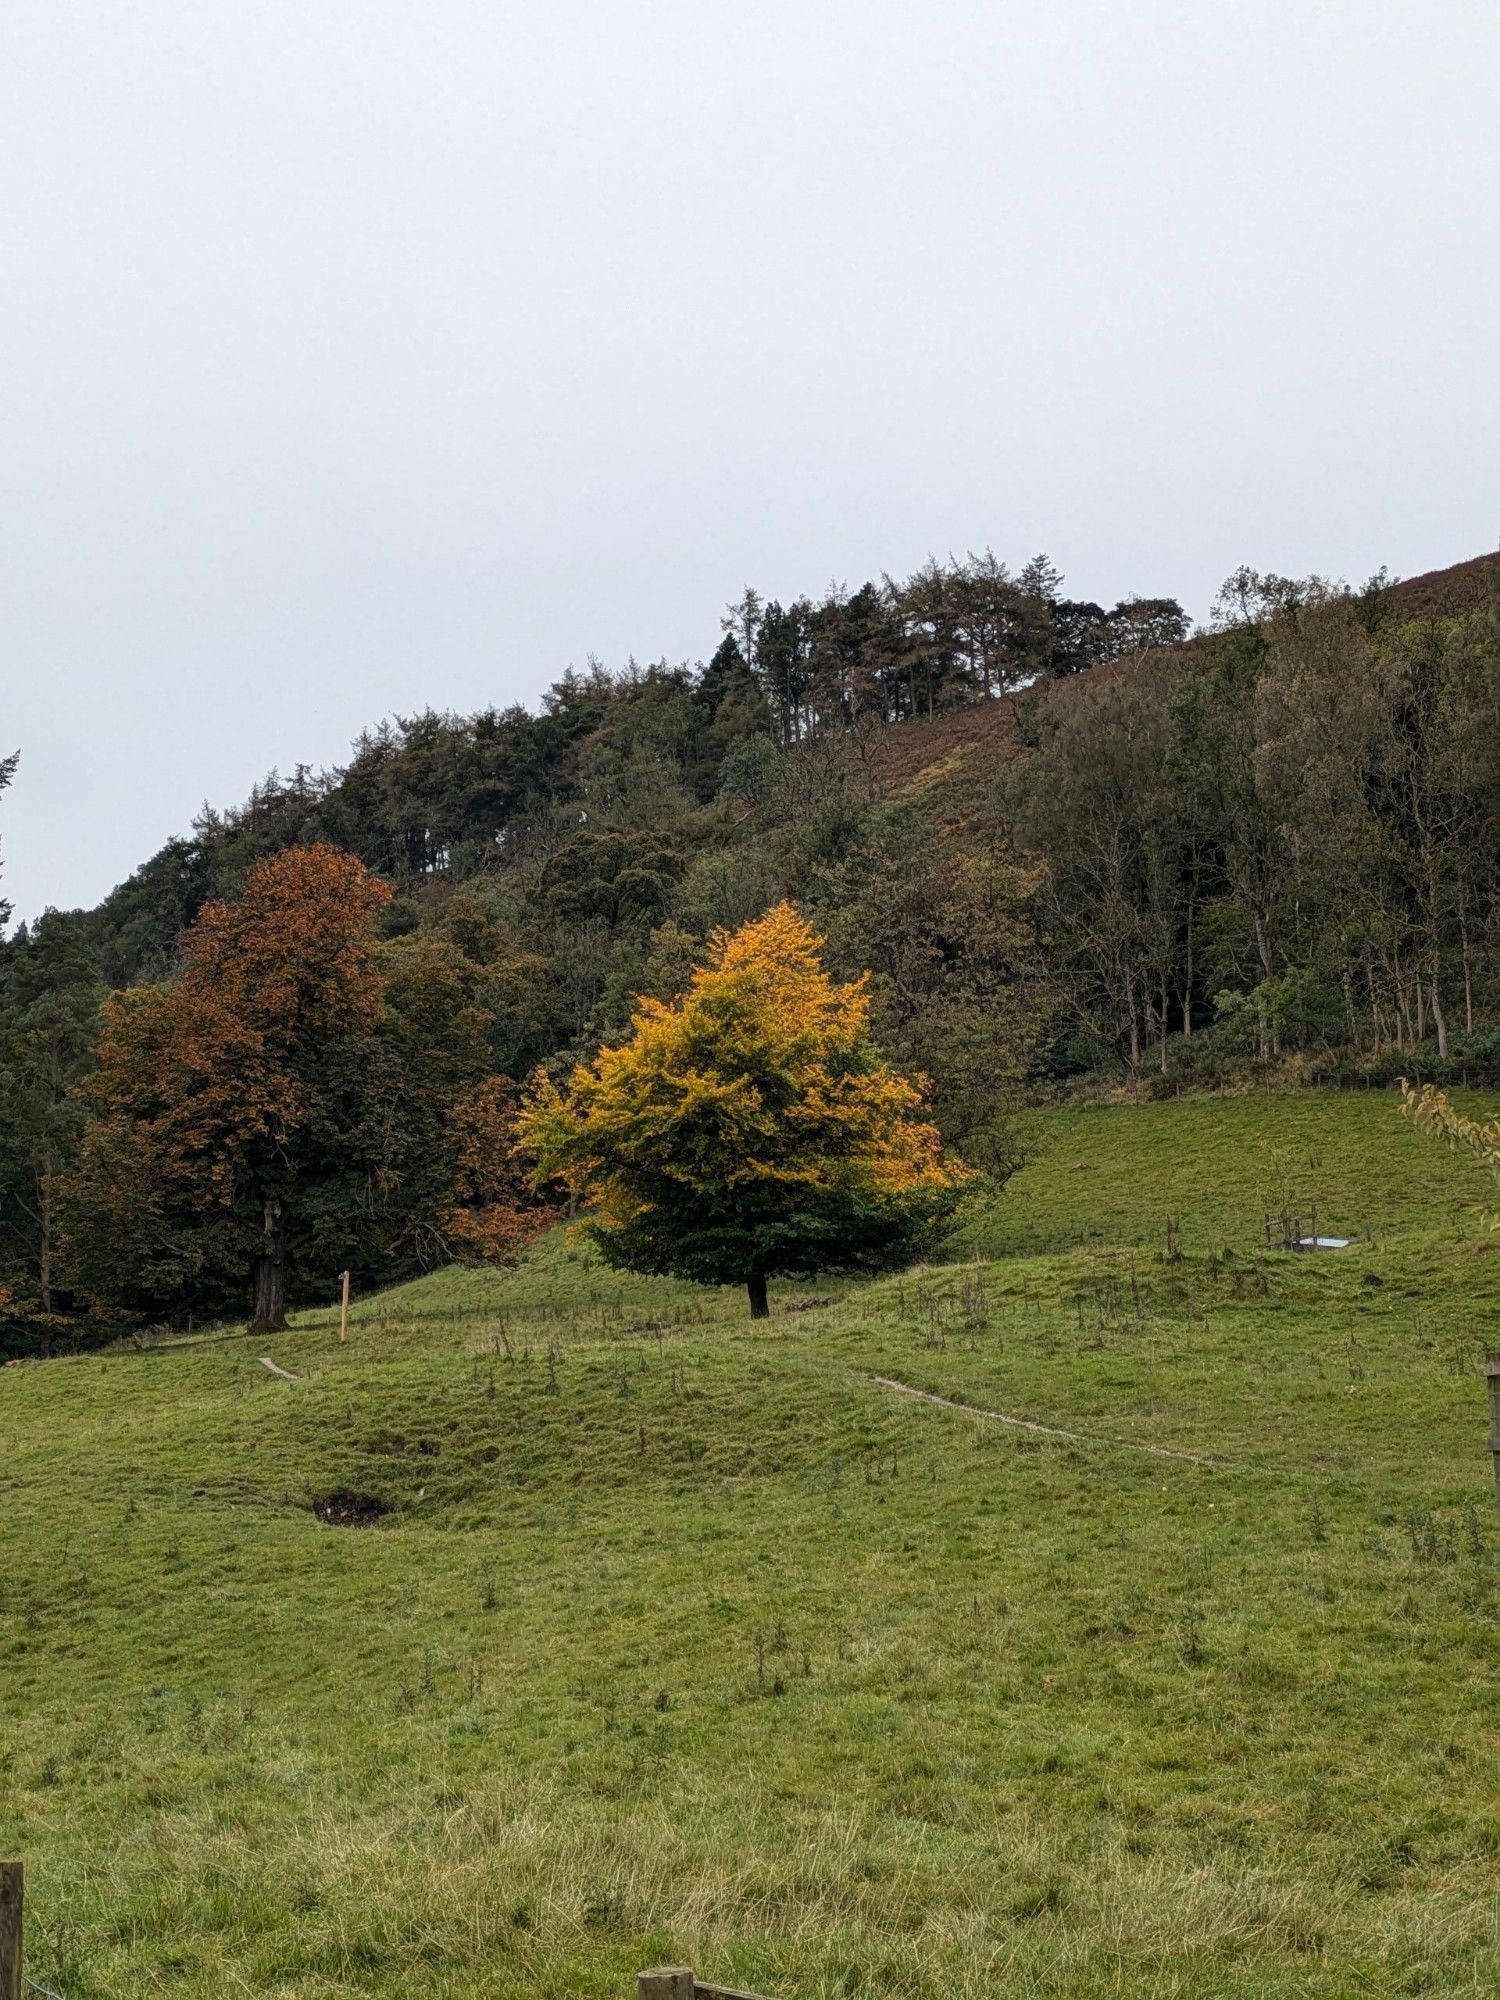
[638,1970,695,2000]
[1483,1356,1500,1525]
[0,1861,21,2000]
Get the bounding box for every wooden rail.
[639,1971,779,2000]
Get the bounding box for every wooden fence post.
[339,1270,350,1343]
[1483,1356,1500,1524]
[638,1970,695,2000]
[0,1861,21,2000]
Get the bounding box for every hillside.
[4,541,1500,1354]
[3,1092,1498,1997]
[867,548,1500,810]
[1388,549,1500,618]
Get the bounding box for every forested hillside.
[3,547,1499,1352]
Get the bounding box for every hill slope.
[867,547,1500,811]
[3,1092,1498,1998]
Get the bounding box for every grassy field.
[2,1089,1498,1998]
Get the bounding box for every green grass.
[2,1090,1498,1997]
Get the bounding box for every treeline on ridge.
[2,547,1498,1353]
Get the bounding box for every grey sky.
[3,1,1497,922]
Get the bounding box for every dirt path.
[869,1374,1241,1472]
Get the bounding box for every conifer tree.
[0,749,16,932]
[519,902,970,1316]
[0,913,103,1323]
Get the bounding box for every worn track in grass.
[870,1372,1268,1474]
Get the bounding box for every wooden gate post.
[0,1861,21,2000]
[1483,1356,1500,1524]
[638,1971,695,2000]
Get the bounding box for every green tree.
[690,636,775,798]
[535,829,683,930]
[0,748,16,931]
[811,804,1048,1167]
[1009,662,1185,1070]
[0,913,104,1342]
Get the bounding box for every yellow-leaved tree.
[1399,1081,1500,1229]
[519,902,971,1317]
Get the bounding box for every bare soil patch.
[312,1490,390,1527]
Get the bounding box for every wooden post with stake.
[1483,1355,1500,1525]
[339,1269,350,1343]
[0,1860,21,2000]
[638,1973,777,2000]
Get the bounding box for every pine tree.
[0,749,16,932]
[0,912,103,1332]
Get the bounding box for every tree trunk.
[37,1176,52,1316]
[747,1272,769,1320]
[1394,967,1411,1048]
[251,1196,288,1332]
[1159,971,1169,1075]
[1431,976,1449,1061]
[1182,904,1194,1038]
[1252,908,1274,981]
[1364,943,1382,1053]
[1252,911,1280,1056]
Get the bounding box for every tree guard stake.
[0,1861,21,2000]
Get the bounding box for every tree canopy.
[60,845,546,1333]
[6,543,1500,1354]
[519,903,971,1316]
[0,747,14,932]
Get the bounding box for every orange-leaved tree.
[64,848,553,1331]
[65,844,391,1331]
[442,1074,555,1265]
[518,901,971,1317]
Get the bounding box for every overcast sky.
[3,1,1497,921]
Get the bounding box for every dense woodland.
[3,548,1499,1353]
